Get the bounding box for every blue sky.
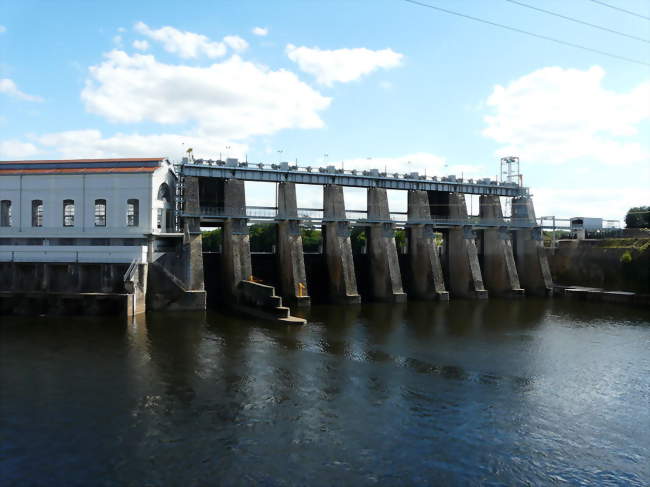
[1,0,648,220]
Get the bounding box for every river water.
[1,298,649,486]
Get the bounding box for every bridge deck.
[179,162,527,197]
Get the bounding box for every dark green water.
[1,299,649,486]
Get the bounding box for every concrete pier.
[276,182,310,307]
[322,185,361,304]
[182,176,206,292]
[406,190,448,300]
[479,195,524,297]
[221,179,253,301]
[511,196,553,296]
[435,192,487,299]
[367,188,407,302]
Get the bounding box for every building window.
[63,199,75,227]
[127,199,139,227]
[94,199,106,226]
[0,200,11,227]
[32,200,44,227]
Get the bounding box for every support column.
[512,196,553,295]
[322,185,360,304]
[222,179,252,301]
[367,188,406,302]
[479,195,524,297]
[276,182,310,307]
[406,190,448,300]
[438,192,487,299]
[181,176,206,292]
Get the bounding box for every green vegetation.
[600,238,650,253]
[202,228,222,252]
[625,206,650,229]
[202,224,416,253]
[620,251,633,264]
[301,227,322,252]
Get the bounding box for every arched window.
[94,199,106,226]
[63,199,75,227]
[0,200,11,227]
[32,200,43,227]
[157,183,171,202]
[127,199,139,227]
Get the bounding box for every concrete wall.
[548,240,650,293]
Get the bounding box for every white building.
[0,158,179,263]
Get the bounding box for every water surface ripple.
[1,298,649,486]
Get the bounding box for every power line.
[401,0,650,67]
[506,0,650,44]
[587,0,650,21]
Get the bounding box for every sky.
[1,0,649,221]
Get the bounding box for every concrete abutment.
[479,195,524,298]
[511,196,553,296]
[322,185,361,304]
[406,190,448,300]
[367,188,407,303]
[276,182,310,307]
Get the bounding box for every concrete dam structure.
[0,157,553,319]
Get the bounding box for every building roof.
[0,157,167,175]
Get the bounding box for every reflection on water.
[1,299,649,485]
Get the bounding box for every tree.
[625,206,650,229]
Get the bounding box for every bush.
[625,206,650,229]
[620,251,632,264]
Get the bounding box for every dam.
[0,156,553,318]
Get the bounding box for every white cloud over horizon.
[252,26,268,36]
[134,22,247,59]
[81,50,331,139]
[483,66,650,166]
[286,44,403,86]
[0,78,44,102]
[0,130,248,161]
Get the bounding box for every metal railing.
[183,206,538,228]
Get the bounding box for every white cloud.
[286,44,403,86]
[134,21,228,58]
[0,78,43,102]
[81,50,331,139]
[0,130,248,161]
[252,26,268,36]
[223,35,248,51]
[483,66,650,166]
[0,140,40,159]
[133,39,149,51]
[32,129,247,160]
[0,25,6,33]
[112,34,123,47]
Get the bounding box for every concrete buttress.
[322,185,361,304]
[367,188,407,302]
[479,195,524,297]
[181,176,206,292]
[511,196,553,296]
[406,190,448,300]
[433,191,487,299]
[221,179,253,301]
[276,182,310,306]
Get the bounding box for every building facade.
[0,158,178,263]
